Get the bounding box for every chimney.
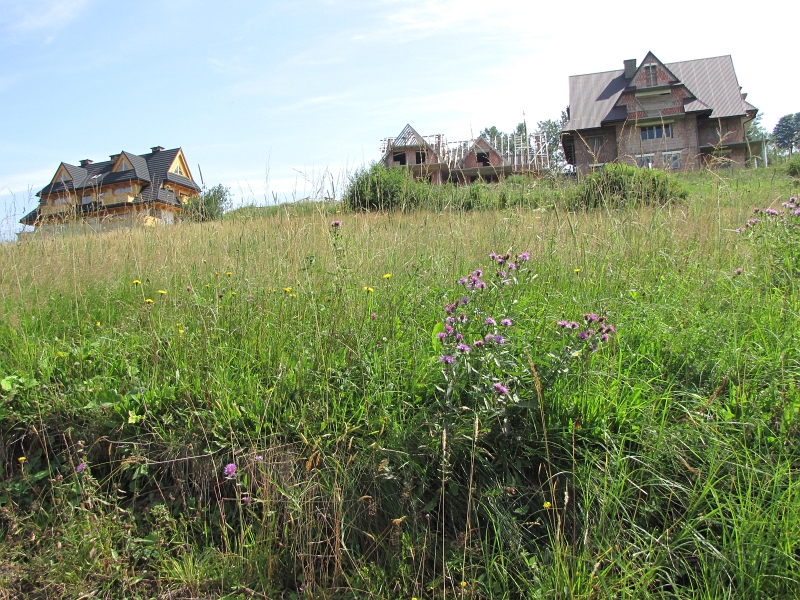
[109,153,120,162]
[151,146,164,153]
[79,159,93,167]
[624,59,637,79]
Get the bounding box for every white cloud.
[0,0,92,35]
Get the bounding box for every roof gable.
[167,150,193,180]
[629,51,681,88]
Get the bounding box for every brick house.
[561,52,762,174]
[20,146,201,234]
[381,124,549,184]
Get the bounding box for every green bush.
[573,163,688,210]
[786,156,800,177]
[183,184,232,222]
[344,163,424,211]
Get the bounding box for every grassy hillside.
[0,167,798,599]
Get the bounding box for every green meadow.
[0,166,798,599]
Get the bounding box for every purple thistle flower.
[792,208,800,216]
[584,313,599,323]
[444,324,454,335]
[242,496,252,504]
[605,324,616,333]
[445,317,455,324]
[458,313,468,323]
[331,220,342,227]
[734,267,743,276]
[473,340,485,348]
[456,343,471,353]
[753,207,760,214]
[186,285,192,292]
[485,333,494,342]
[371,312,378,319]
[518,252,530,261]
[76,462,86,473]
[501,318,512,327]
[508,262,516,271]
[255,455,264,461]
[496,258,504,265]
[489,253,497,260]
[557,320,570,328]
[577,331,590,340]
[223,463,237,478]
[485,317,496,326]
[782,202,796,209]
[475,281,487,290]
[440,355,454,364]
[473,269,483,277]
[600,334,610,342]
[460,297,470,305]
[458,277,468,285]
[456,333,463,341]
[493,335,506,344]
[436,332,447,340]
[493,383,509,395]
[764,208,779,216]
[445,304,455,314]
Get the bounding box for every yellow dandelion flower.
[145,298,154,304]
[460,581,467,587]
[231,291,237,296]
[132,279,141,285]
[289,293,297,298]
[543,501,552,509]
[383,273,392,279]
[178,329,185,334]
[268,287,276,293]
[574,268,581,274]
[363,286,374,293]
[205,284,210,288]
[283,287,292,293]
[158,290,167,295]
[95,322,101,327]
[176,323,181,327]
[18,456,26,463]
[214,271,220,276]
[226,271,232,276]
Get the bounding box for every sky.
[0,0,795,237]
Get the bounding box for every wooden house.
[20,146,201,233]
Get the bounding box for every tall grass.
[0,166,798,598]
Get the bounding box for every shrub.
[573,163,688,210]
[787,156,800,178]
[344,163,423,211]
[183,184,232,222]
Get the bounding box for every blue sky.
[1,0,795,236]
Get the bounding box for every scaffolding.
[381,125,550,173]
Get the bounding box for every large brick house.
[20,146,201,234]
[561,52,762,174]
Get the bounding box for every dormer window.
[644,64,658,87]
[173,164,185,177]
[116,157,133,172]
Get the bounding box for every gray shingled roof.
[564,54,754,132]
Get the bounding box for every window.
[663,152,681,170]
[415,150,427,165]
[640,124,672,141]
[81,195,93,205]
[584,136,605,156]
[636,154,654,168]
[393,152,407,166]
[476,152,490,166]
[173,164,185,177]
[644,64,658,87]
[116,158,133,172]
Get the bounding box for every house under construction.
[380,124,550,184]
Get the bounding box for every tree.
[773,113,800,155]
[746,113,769,142]
[183,184,232,222]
